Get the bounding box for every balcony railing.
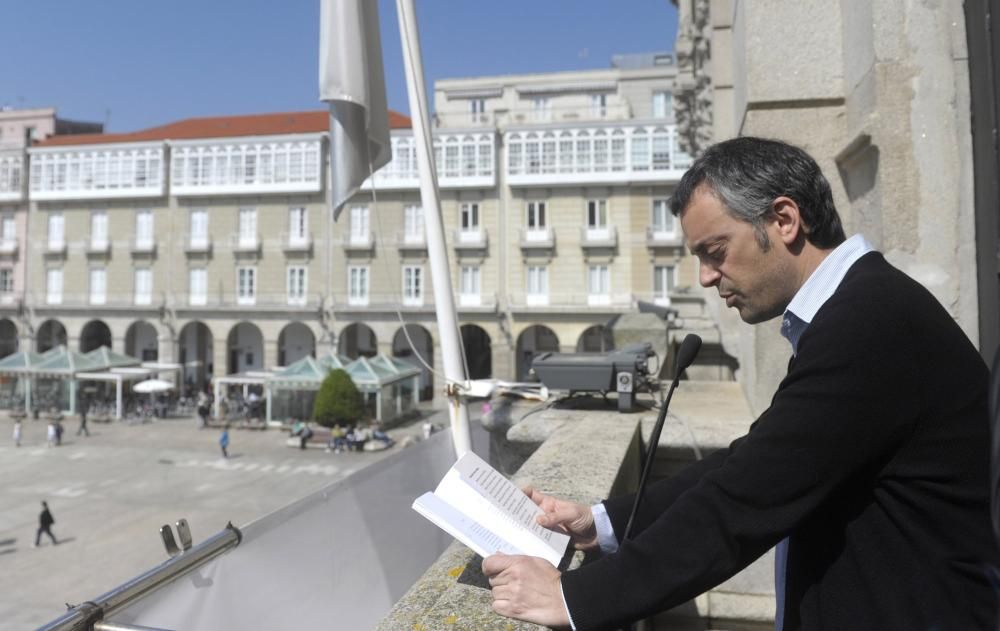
[509,292,635,310]
[362,132,496,190]
[230,233,261,254]
[343,231,374,252]
[580,226,618,248]
[453,228,488,251]
[519,227,556,250]
[506,123,692,186]
[130,237,156,255]
[45,240,67,256]
[86,239,111,256]
[331,292,444,311]
[646,225,682,247]
[395,230,427,251]
[170,136,323,196]
[181,293,322,309]
[281,232,313,253]
[185,236,212,254]
[28,144,165,200]
[0,239,18,256]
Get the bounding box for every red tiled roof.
[34,109,411,147]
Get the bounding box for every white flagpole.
[396,0,472,458]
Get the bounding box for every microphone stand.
[622,334,701,541]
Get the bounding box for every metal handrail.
[36,522,242,631]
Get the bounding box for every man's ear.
[770,196,803,245]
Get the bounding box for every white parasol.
[133,379,174,394]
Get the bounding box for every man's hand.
[482,553,570,628]
[524,486,599,551]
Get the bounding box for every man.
[76,396,90,437]
[483,137,997,630]
[33,501,57,548]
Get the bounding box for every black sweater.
[562,252,998,630]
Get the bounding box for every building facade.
[0,54,705,403]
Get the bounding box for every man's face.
[680,185,796,324]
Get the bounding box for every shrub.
[312,368,363,428]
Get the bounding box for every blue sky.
[1,1,677,132]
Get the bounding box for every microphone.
[622,334,702,541]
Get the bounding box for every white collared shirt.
[780,234,874,353]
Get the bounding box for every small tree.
[312,368,363,428]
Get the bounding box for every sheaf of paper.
[412,491,519,559]
[436,452,569,565]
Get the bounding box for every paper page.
[412,492,520,559]
[437,452,569,563]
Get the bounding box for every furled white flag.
[320,0,391,220]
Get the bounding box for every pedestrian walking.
[46,421,57,448]
[77,398,90,437]
[33,501,57,547]
[219,426,230,458]
[12,419,21,447]
[196,390,210,429]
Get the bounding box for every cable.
[366,159,470,391]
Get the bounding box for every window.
[591,94,608,117]
[653,264,676,305]
[0,215,15,248]
[348,266,369,306]
[287,266,307,306]
[0,268,13,294]
[526,201,547,241]
[189,209,208,248]
[288,207,308,244]
[403,205,424,242]
[651,199,675,236]
[588,265,610,305]
[470,98,486,123]
[47,268,62,304]
[532,97,551,122]
[48,213,64,250]
[90,211,108,250]
[90,268,107,305]
[587,199,608,232]
[189,268,207,306]
[459,265,481,306]
[238,207,257,247]
[349,206,369,244]
[402,265,423,306]
[135,210,154,249]
[460,203,480,232]
[652,91,673,119]
[236,267,256,305]
[526,265,548,306]
[134,268,153,305]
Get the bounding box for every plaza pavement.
[0,410,448,629]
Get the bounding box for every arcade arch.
[339,323,377,359]
[36,320,67,353]
[392,324,433,400]
[227,322,264,374]
[576,324,614,353]
[278,322,316,367]
[80,320,112,352]
[125,321,159,361]
[178,321,213,389]
[460,324,492,380]
[0,319,17,358]
[516,325,559,381]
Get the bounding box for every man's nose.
[699,262,721,287]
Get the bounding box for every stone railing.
[376,414,642,630]
[378,381,774,630]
